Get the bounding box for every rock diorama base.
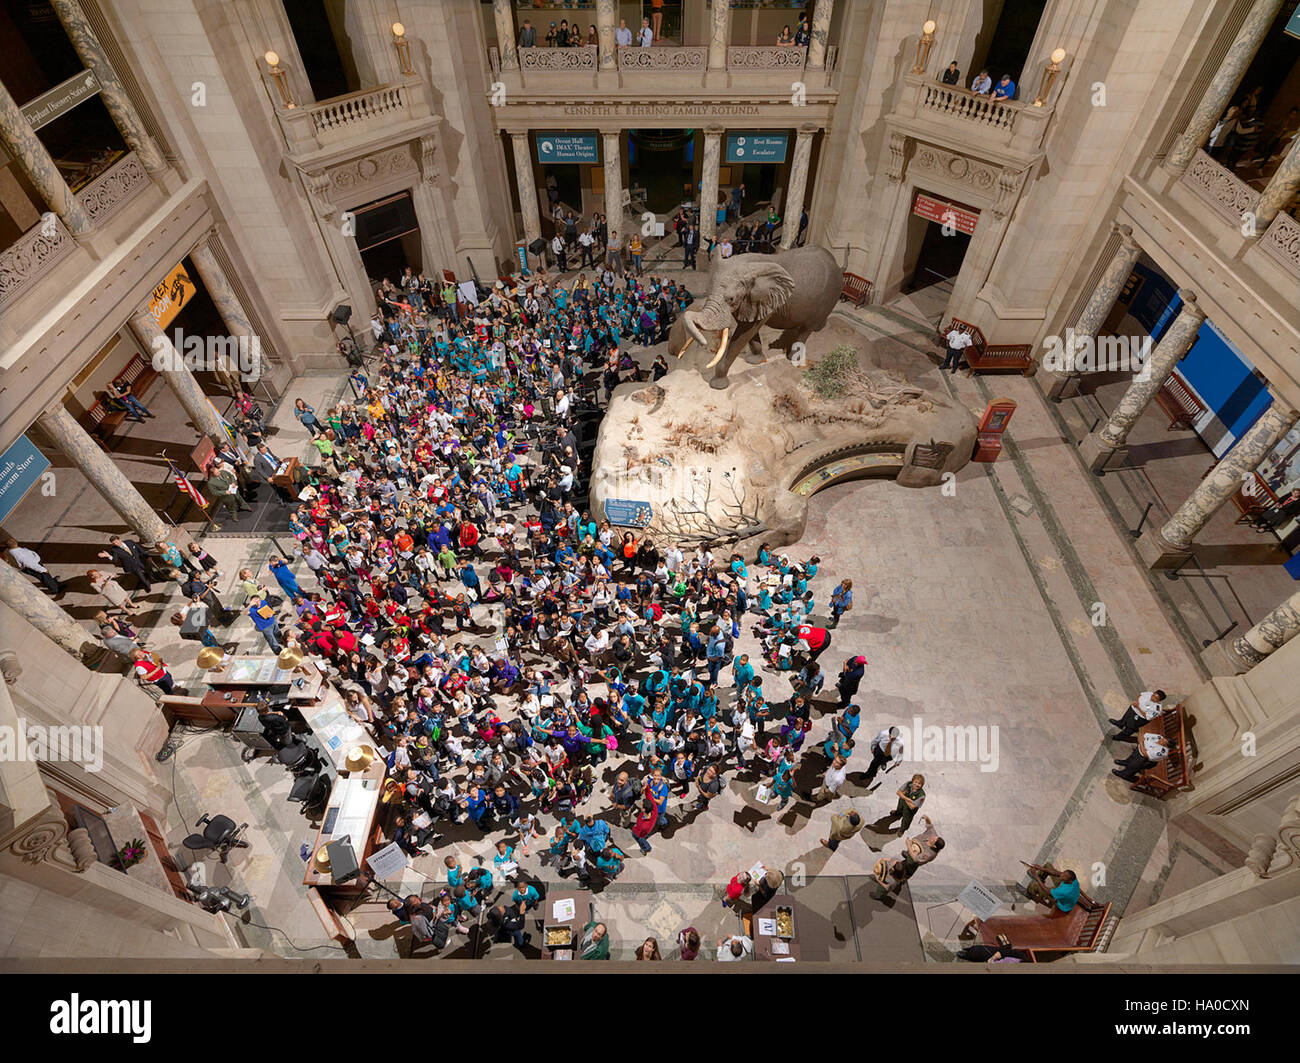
[591,319,978,550]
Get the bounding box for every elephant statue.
[667,245,841,388]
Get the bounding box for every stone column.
[1047,224,1143,400]
[1080,291,1206,473]
[0,562,93,658]
[494,0,518,71]
[700,127,723,244]
[1254,133,1300,228]
[780,126,816,249]
[49,0,165,174]
[36,403,169,544]
[596,0,618,71]
[1141,403,1299,564]
[602,130,625,231]
[510,132,541,246]
[0,78,91,235]
[189,239,259,390]
[1165,0,1285,172]
[1225,586,1300,669]
[708,0,731,70]
[128,309,228,444]
[806,0,834,70]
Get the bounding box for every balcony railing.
[618,45,706,71]
[919,82,1020,133]
[80,152,150,226]
[0,215,77,314]
[1181,149,1260,225]
[276,77,434,158]
[1259,210,1300,282]
[727,46,808,72]
[519,45,597,72]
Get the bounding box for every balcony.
[889,74,1053,160]
[275,77,437,164]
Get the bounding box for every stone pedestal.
[1134,525,1193,570]
[1079,434,1126,475]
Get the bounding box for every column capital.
[704,125,726,137]
[796,122,820,136]
[1175,289,1203,316]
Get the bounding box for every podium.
[269,456,301,487]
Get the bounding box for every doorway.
[627,129,695,214]
[352,191,422,289]
[907,221,971,295]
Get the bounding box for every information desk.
[303,757,387,892]
[205,655,325,702]
[299,687,372,770]
[749,896,824,962]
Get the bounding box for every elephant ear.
[734,263,796,322]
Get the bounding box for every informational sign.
[725,133,788,163]
[1288,7,1300,38]
[0,435,50,525]
[536,133,599,164]
[21,69,101,131]
[957,879,1002,921]
[148,262,196,330]
[603,498,653,527]
[365,841,410,881]
[516,240,530,275]
[912,192,979,235]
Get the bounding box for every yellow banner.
[148,262,196,330]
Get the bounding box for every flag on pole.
[166,458,208,511]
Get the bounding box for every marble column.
[128,309,228,444]
[1254,133,1300,228]
[597,0,618,71]
[189,239,259,390]
[1047,224,1143,399]
[780,126,816,249]
[1165,0,1285,172]
[36,403,169,544]
[1148,403,1298,555]
[1227,586,1300,668]
[806,0,834,70]
[494,0,518,71]
[700,128,723,244]
[0,78,91,235]
[49,0,165,173]
[1081,291,1205,473]
[510,132,541,246]
[0,561,93,658]
[602,130,625,231]
[708,0,731,70]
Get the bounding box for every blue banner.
[536,133,599,164]
[725,133,788,163]
[0,435,50,525]
[604,498,653,528]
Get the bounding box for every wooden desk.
[299,687,373,770]
[540,889,592,960]
[302,759,387,892]
[206,655,325,702]
[749,895,806,962]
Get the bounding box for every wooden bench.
[975,886,1112,962]
[86,354,159,449]
[1224,469,1278,527]
[1130,702,1193,798]
[1153,370,1206,431]
[937,319,1035,375]
[840,272,874,307]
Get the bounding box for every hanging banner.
[21,69,101,131]
[148,263,197,330]
[0,435,51,525]
[912,192,979,235]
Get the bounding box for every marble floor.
[3,289,1253,963]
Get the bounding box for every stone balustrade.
[727,46,808,72]
[1181,148,1261,225]
[276,77,434,160]
[1258,209,1300,282]
[618,45,707,71]
[0,213,77,314]
[919,82,1020,132]
[80,152,149,226]
[308,83,411,140]
[519,45,598,72]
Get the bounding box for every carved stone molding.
[1182,149,1260,225]
[619,46,707,71]
[327,147,416,198]
[728,46,807,71]
[418,134,439,186]
[8,811,82,871]
[0,216,77,313]
[1259,211,1300,281]
[68,827,97,872]
[910,144,1000,198]
[81,153,150,226]
[885,132,906,182]
[520,45,598,71]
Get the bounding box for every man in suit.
[683,224,700,270]
[253,443,298,506]
[210,436,255,499]
[96,535,159,592]
[206,461,251,527]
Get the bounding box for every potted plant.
[115,838,148,871]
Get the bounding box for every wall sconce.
[264,50,294,108]
[1034,48,1067,106]
[392,22,414,76]
[911,19,936,75]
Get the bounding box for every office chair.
[277,740,322,775]
[288,770,331,813]
[181,813,250,864]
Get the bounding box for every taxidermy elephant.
[667,245,841,388]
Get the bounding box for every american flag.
[166,458,208,511]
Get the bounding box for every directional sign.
[21,69,100,131]
[725,133,788,164]
[604,498,653,528]
[0,435,50,525]
[536,133,599,164]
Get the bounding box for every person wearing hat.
[837,654,867,708]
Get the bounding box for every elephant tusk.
[675,336,694,358]
[706,327,731,369]
[683,310,709,349]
